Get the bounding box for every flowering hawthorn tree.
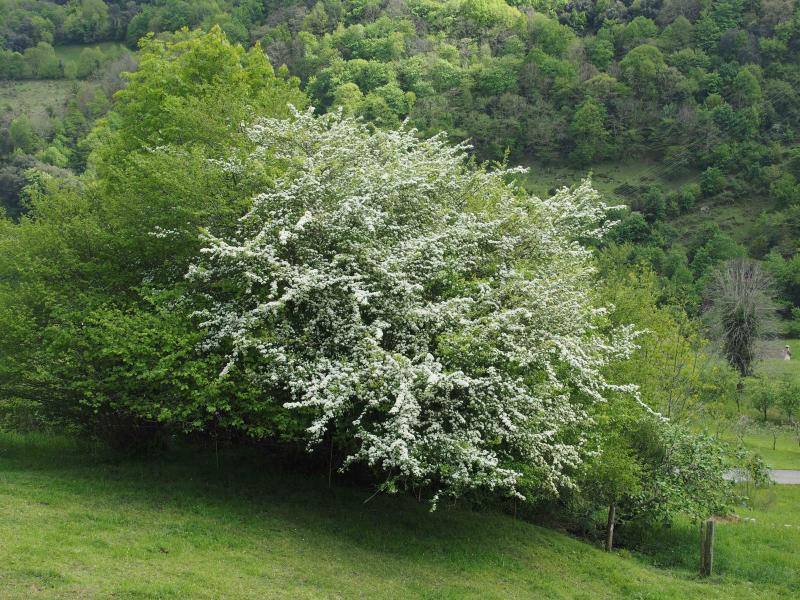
[188,108,637,505]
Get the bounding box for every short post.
[699,518,715,577]
[605,503,616,551]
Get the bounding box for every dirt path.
[770,470,800,484]
[724,469,800,484]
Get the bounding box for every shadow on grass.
[3,430,797,595]
[0,431,540,562]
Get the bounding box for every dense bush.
[0,28,743,522]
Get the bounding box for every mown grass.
[0,432,798,598]
[632,485,800,592]
[727,429,800,469]
[724,338,800,469]
[758,338,800,385]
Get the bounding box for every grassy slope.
[731,430,800,469]
[712,339,800,469]
[634,486,800,592]
[522,159,692,207]
[0,80,73,122]
[0,433,798,599]
[522,158,770,253]
[758,338,800,384]
[738,339,800,469]
[0,43,129,125]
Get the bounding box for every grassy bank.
[0,432,798,598]
[0,80,73,121]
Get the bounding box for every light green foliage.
[700,166,726,197]
[37,143,68,167]
[22,42,62,78]
[0,28,309,442]
[769,173,800,208]
[619,44,666,98]
[691,224,747,278]
[99,27,305,167]
[8,115,39,153]
[749,380,780,422]
[765,251,800,308]
[731,66,762,108]
[303,2,329,36]
[659,16,694,52]
[528,13,574,56]
[0,49,27,79]
[75,46,105,78]
[621,16,658,50]
[586,37,614,69]
[668,47,710,72]
[63,0,111,43]
[331,81,363,113]
[599,260,738,420]
[459,0,523,30]
[569,98,611,165]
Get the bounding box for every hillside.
[2,6,800,598]
[1,432,798,599]
[3,0,800,319]
[0,80,74,122]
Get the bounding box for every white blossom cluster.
[188,107,638,504]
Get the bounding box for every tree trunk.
[699,519,715,577]
[605,503,616,552]
[736,379,743,413]
[327,434,334,489]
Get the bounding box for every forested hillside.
[2,0,800,320]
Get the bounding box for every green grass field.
[53,42,129,67]
[758,339,800,384]
[729,430,800,469]
[713,339,800,469]
[521,158,771,252]
[1,432,798,598]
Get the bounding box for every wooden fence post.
[699,518,715,577]
[605,503,616,551]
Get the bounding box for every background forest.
[3,0,800,323]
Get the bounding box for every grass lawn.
[632,485,800,592]
[1,432,798,598]
[727,429,800,469]
[758,339,800,384]
[708,339,800,469]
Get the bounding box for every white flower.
[187,108,636,505]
